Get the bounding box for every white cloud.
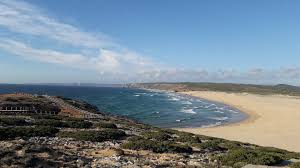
[0,0,159,81]
[0,0,111,49]
[0,39,91,68]
[0,37,299,84]
[0,0,299,84]
[0,39,158,75]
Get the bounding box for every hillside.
[0,93,299,168]
[129,83,300,96]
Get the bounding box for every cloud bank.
[0,0,160,82]
[0,0,299,84]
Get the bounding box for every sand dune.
[176,91,300,152]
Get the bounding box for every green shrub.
[34,119,92,128]
[63,117,84,122]
[4,97,19,102]
[175,134,201,144]
[0,118,29,126]
[219,148,284,166]
[166,143,193,153]
[121,136,192,153]
[121,136,156,150]
[31,115,63,120]
[256,147,300,160]
[64,121,93,128]
[57,129,126,142]
[94,122,117,129]
[198,139,226,151]
[232,162,247,168]
[291,162,300,168]
[0,126,59,140]
[134,124,153,130]
[141,131,171,141]
[163,129,210,142]
[219,141,241,150]
[35,119,64,127]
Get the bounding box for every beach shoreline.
[178,92,259,127]
[174,91,300,152]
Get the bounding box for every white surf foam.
[170,97,180,101]
[229,109,239,113]
[182,101,192,105]
[181,108,197,114]
[214,110,225,113]
[209,117,229,121]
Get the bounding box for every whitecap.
[215,110,225,113]
[209,117,229,121]
[205,104,216,108]
[170,97,180,101]
[216,107,225,110]
[182,101,192,105]
[229,109,239,113]
[181,108,197,114]
[135,92,147,95]
[133,95,140,97]
[176,119,181,122]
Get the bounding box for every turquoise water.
[0,84,247,128]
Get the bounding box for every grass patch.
[93,122,117,129]
[0,126,59,140]
[291,162,300,168]
[197,139,226,151]
[218,148,285,167]
[141,130,171,141]
[34,119,93,128]
[121,136,192,153]
[175,133,202,144]
[0,118,29,126]
[57,129,126,142]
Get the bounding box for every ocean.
[0,84,247,128]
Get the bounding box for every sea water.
[0,84,247,128]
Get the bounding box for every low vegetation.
[218,148,284,167]
[0,126,59,140]
[0,114,299,167]
[291,162,300,168]
[0,117,29,126]
[134,82,300,96]
[0,95,300,167]
[57,129,126,142]
[141,130,171,141]
[35,119,93,128]
[121,136,192,153]
[93,121,117,129]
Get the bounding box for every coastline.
[142,88,250,127]
[174,91,300,152]
[178,92,258,127]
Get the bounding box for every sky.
[0,0,300,85]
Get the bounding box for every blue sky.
[0,0,300,84]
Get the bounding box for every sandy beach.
[176,91,300,152]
